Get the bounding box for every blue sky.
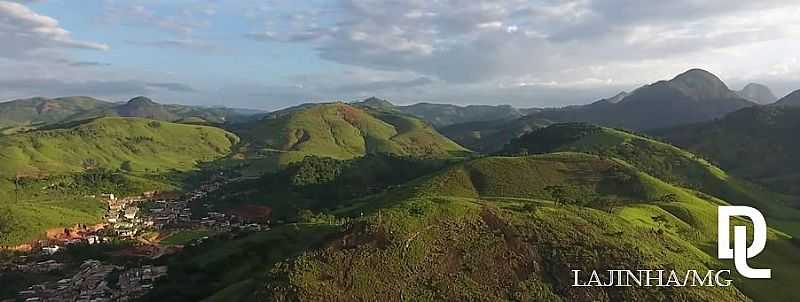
[2,0,800,110]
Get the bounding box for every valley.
[0,69,799,302]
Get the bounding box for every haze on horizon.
[2,0,800,110]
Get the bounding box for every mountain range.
[0,96,264,133]
[652,105,800,195]
[3,68,800,302]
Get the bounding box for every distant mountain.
[439,115,553,153]
[737,83,777,104]
[0,96,263,128]
[0,96,113,128]
[113,96,179,121]
[71,96,261,124]
[233,102,469,170]
[523,69,757,130]
[353,97,528,127]
[652,106,800,194]
[354,97,396,111]
[604,91,629,104]
[773,89,800,107]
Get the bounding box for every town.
[3,177,272,301]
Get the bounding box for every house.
[42,246,61,255]
[86,235,100,245]
[100,193,116,201]
[124,207,139,220]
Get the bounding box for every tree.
[120,161,133,172]
[544,185,568,206]
[658,193,679,203]
[651,215,670,232]
[593,197,619,213]
[82,158,98,170]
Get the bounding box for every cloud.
[101,3,215,37]
[127,39,222,53]
[333,77,434,93]
[0,78,197,99]
[0,1,109,59]
[68,61,112,67]
[247,0,800,87]
[144,82,197,92]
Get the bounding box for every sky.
[2,0,800,110]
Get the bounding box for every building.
[124,207,139,220]
[42,246,61,255]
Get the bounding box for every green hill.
[0,96,113,128]
[439,115,552,153]
[353,97,528,127]
[233,102,469,171]
[652,106,800,196]
[67,96,253,124]
[260,154,795,302]
[149,153,799,301]
[0,96,262,130]
[0,117,238,177]
[505,123,800,237]
[0,117,239,246]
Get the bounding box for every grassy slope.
[164,153,795,301]
[0,97,112,128]
[0,117,239,177]
[651,106,800,195]
[439,115,552,153]
[509,124,800,237]
[0,117,239,246]
[234,102,468,173]
[259,154,767,301]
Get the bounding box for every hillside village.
[3,176,273,301]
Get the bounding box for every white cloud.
[0,1,108,59]
[246,0,800,91]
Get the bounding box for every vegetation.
[505,123,800,237]
[199,153,450,221]
[164,153,798,301]
[653,106,800,195]
[0,117,239,245]
[230,102,469,173]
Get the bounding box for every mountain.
[233,102,469,170]
[503,123,800,233]
[652,106,800,195]
[439,115,553,153]
[0,117,238,177]
[353,97,396,111]
[773,89,800,107]
[353,97,529,127]
[604,91,629,104]
[113,96,179,120]
[523,69,757,130]
[397,102,525,127]
[0,96,262,130]
[69,96,255,124]
[737,83,777,104]
[0,96,113,129]
[149,152,796,301]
